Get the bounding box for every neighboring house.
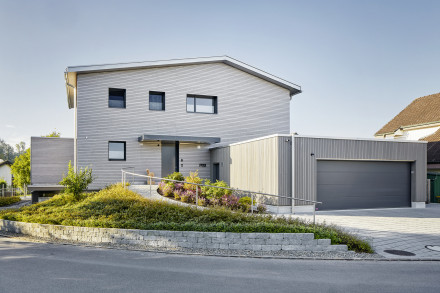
[375,92,440,141]
[0,159,12,186]
[64,56,302,189]
[375,92,440,172]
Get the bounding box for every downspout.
[65,75,77,172]
[291,133,295,214]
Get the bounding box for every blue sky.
[1,0,439,147]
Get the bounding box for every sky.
[1,0,439,147]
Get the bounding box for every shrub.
[0,196,20,207]
[59,161,94,201]
[0,178,7,189]
[174,182,184,190]
[162,183,174,197]
[157,181,166,193]
[238,196,252,212]
[164,172,185,182]
[202,180,232,199]
[10,149,30,191]
[198,198,208,206]
[221,194,240,210]
[183,171,202,191]
[173,189,182,200]
[181,190,195,203]
[256,204,267,214]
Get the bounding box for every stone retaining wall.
[0,220,347,252]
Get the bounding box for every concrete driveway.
[292,204,440,259]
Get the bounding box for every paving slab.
[288,204,440,259]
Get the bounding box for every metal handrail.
[121,169,321,225]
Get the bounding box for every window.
[186,95,217,114]
[149,91,165,111]
[108,141,126,161]
[109,88,126,108]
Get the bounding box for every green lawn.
[0,184,373,253]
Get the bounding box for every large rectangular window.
[149,91,165,111]
[186,95,217,114]
[109,88,126,108]
[108,141,126,161]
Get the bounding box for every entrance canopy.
[138,134,220,144]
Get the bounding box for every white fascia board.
[64,56,302,107]
[294,134,428,144]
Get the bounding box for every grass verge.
[0,196,21,207]
[0,184,373,253]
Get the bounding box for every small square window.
[109,88,126,108]
[108,141,126,161]
[186,95,217,114]
[149,91,165,111]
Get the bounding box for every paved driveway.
[291,204,440,259]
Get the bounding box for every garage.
[317,160,411,210]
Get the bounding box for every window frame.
[108,141,126,161]
[186,94,218,114]
[149,91,165,111]
[108,88,126,109]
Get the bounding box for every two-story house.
[63,56,302,189]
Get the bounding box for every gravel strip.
[0,230,383,260]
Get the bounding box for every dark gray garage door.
[317,160,411,210]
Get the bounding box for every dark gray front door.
[161,142,178,177]
[317,160,411,210]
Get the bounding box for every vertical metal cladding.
[210,135,292,205]
[30,137,74,185]
[293,136,427,206]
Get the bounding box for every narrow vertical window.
[108,141,126,161]
[109,88,126,108]
[149,91,165,111]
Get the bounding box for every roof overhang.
[65,56,302,109]
[138,134,220,144]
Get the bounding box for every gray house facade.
[64,56,301,189]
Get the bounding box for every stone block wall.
[0,220,347,252]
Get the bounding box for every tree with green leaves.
[43,130,61,137]
[10,148,30,191]
[59,161,94,200]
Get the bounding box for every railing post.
[313,203,316,229]
[196,186,199,206]
[150,176,152,196]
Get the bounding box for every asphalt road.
[0,236,438,293]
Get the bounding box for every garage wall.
[210,135,292,205]
[293,136,427,206]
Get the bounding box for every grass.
[0,184,373,253]
[0,196,21,207]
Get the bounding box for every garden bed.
[0,196,21,207]
[0,184,373,253]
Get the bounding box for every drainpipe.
[65,78,77,172]
[291,133,295,214]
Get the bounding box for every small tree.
[59,161,94,200]
[43,130,61,137]
[10,149,30,191]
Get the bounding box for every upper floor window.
[109,88,126,108]
[108,141,126,161]
[186,95,217,114]
[149,91,165,111]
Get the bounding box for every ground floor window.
[108,141,126,161]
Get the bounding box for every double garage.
[210,135,427,211]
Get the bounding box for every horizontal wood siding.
[76,63,290,189]
[31,137,74,185]
[179,143,210,179]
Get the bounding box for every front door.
[161,142,179,177]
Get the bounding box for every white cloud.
[5,124,15,128]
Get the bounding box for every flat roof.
[65,56,302,108]
[138,134,220,144]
